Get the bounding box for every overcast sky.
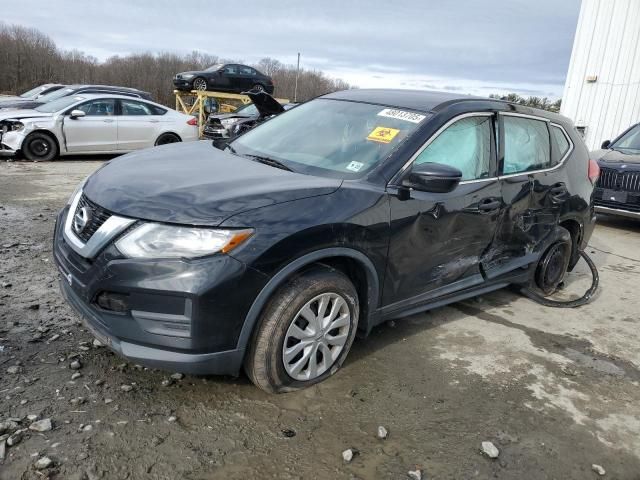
[5,0,581,99]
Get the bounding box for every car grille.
[73,194,112,242]
[597,167,640,192]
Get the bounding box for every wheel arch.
[22,129,61,156]
[236,247,381,353]
[155,131,182,145]
[559,217,583,270]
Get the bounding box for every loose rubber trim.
[520,250,599,308]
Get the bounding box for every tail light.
[187,117,197,126]
[588,159,600,185]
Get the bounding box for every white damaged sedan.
[0,94,199,161]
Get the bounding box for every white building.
[561,0,640,150]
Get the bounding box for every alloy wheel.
[282,292,351,381]
[193,78,207,91]
[252,84,265,92]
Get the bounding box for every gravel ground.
[1,159,640,480]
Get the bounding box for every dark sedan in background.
[0,84,152,111]
[592,122,640,219]
[173,63,274,94]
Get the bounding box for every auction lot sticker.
[377,108,426,123]
[367,126,400,144]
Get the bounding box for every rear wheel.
[244,268,359,393]
[22,132,58,161]
[251,84,265,92]
[155,133,181,146]
[193,77,208,91]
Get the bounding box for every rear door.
[383,113,503,311]
[116,99,163,150]
[63,98,117,152]
[489,113,559,274]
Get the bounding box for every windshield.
[235,104,258,115]
[205,64,224,72]
[35,96,85,113]
[37,87,75,103]
[20,85,46,99]
[231,99,427,178]
[612,124,640,152]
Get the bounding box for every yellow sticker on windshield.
[367,126,400,144]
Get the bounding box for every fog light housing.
[95,291,130,313]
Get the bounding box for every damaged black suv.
[54,89,597,393]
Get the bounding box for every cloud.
[3,0,580,98]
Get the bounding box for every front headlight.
[182,74,195,79]
[115,223,253,259]
[220,118,238,127]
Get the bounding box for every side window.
[224,65,237,75]
[414,115,492,181]
[120,100,153,116]
[503,116,551,174]
[240,67,256,76]
[550,125,570,165]
[76,99,116,116]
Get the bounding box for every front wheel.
[193,77,208,91]
[22,132,59,161]
[244,268,359,393]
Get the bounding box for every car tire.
[193,77,208,91]
[22,132,58,162]
[155,133,181,146]
[251,84,265,92]
[244,267,359,393]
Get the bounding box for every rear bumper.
[595,205,640,219]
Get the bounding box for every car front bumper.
[53,206,268,375]
[0,130,23,156]
[173,79,194,90]
[595,205,640,219]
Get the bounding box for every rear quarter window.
[550,125,571,165]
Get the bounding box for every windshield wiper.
[246,154,294,172]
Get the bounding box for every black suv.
[592,122,640,219]
[0,84,152,111]
[54,89,597,393]
[173,64,275,94]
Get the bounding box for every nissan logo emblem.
[73,206,92,234]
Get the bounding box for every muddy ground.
[1,159,640,480]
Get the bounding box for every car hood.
[83,141,342,226]
[244,91,285,117]
[0,109,52,122]
[593,148,640,168]
[176,71,203,77]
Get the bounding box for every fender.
[235,247,381,351]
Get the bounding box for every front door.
[63,99,117,153]
[383,113,503,311]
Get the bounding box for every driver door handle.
[103,119,115,123]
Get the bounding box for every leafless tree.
[0,23,352,106]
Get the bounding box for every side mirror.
[69,110,86,119]
[601,140,611,149]
[402,162,462,193]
